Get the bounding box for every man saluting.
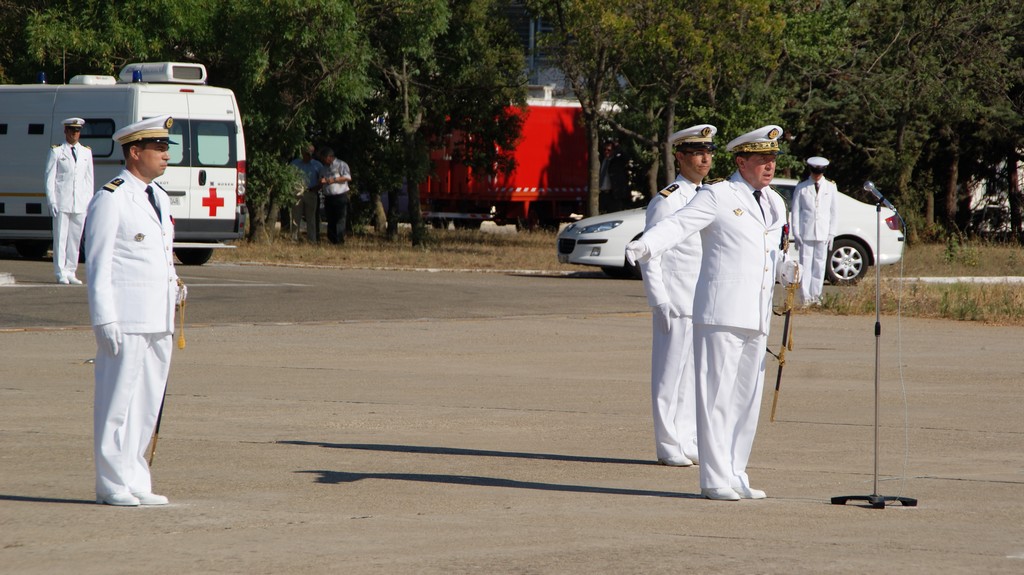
[627,126,800,501]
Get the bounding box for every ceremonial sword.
[768,221,796,423]
[146,281,186,466]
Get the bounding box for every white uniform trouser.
[651,314,698,461]
[797,241,828,304]
[94,332,172,497]
[693,324,767,491]
[52,211,86,281]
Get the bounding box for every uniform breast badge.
[734,208,744,216]
[135,233,146,242]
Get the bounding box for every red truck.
[420,97,589,229]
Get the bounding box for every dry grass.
[215,229,1024,324]
[816,279,1024,325]
[213,225,579,273]
[880,240,1024,279]
[818,241,1024,325]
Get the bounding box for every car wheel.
[601,259,642,280]
[15,240,50,260]
[827,239,869,285]
[174,248,214,266]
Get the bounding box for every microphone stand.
[831,200,917,509]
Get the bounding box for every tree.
[211,0,372,242]
[779,0,1024,239]
[527,0,631,216]
[617,0,785,189]
[20,0,373,244]
[354,0,526,245]
[24,0,216,79]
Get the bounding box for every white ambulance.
[0,62,246,265]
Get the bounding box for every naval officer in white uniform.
[44,117,94,284]
[640,124,718,467]
[790,156,838,306]
[626,126,799,501]
[86,115,182,506]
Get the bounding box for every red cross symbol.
[202,188,225,217]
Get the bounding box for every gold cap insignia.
[767,128,780,139]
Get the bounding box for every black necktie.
[753,189,765,221]
[814,181,820,193]
[145,185,162,221]
[71,146,77,162]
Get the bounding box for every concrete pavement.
[1,267,1022,573]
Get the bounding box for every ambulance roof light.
[117,62,208,85]
[69,75,118,86]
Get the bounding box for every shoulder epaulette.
[705,178,724,185]
[51,144,60,149]
[658,183,679,198]
[82,145,91,150]
[102,178,125,193]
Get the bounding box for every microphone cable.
[891,214,912,499]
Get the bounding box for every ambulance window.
[82,119,115,157]
[167,120,187,166]
[193,121,234,167]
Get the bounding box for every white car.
[556,177,905,283]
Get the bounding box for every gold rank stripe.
[103,178,125,192]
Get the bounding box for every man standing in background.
[640,124,717,468]
[790,156,838,306]
[318,147,352,245]
[289,144,323,243]
[44,117,94,284]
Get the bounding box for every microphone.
[864,181,896,212]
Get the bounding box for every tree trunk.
[386,185,400,240]
[943,134,960,231]
[408,140,427,246]
[662,102,676,187]
[1008,151,1022,244]
[246,201,272,244]
[586,118,601,217]
[372,191,388,233]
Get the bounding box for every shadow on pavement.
[297,470,701,499]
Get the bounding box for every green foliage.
[4,0,1022,243]
[352,0,527,245]
[247,150,303,226]
[943,234,980,267]
[24,1,216,77]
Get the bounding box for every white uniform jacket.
[640,176,702,315]
[640,172,789,335]
[44,142,94,213]
[85,171,178,334]
[790,177,838,244]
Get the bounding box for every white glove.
[625,241,651,265]
[94,322,122,357]
[781,260,801,285]
[653,303,673,334]
[176,280,188,306]
[49,204,59,217]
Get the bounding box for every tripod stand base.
[831,494,918,509]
